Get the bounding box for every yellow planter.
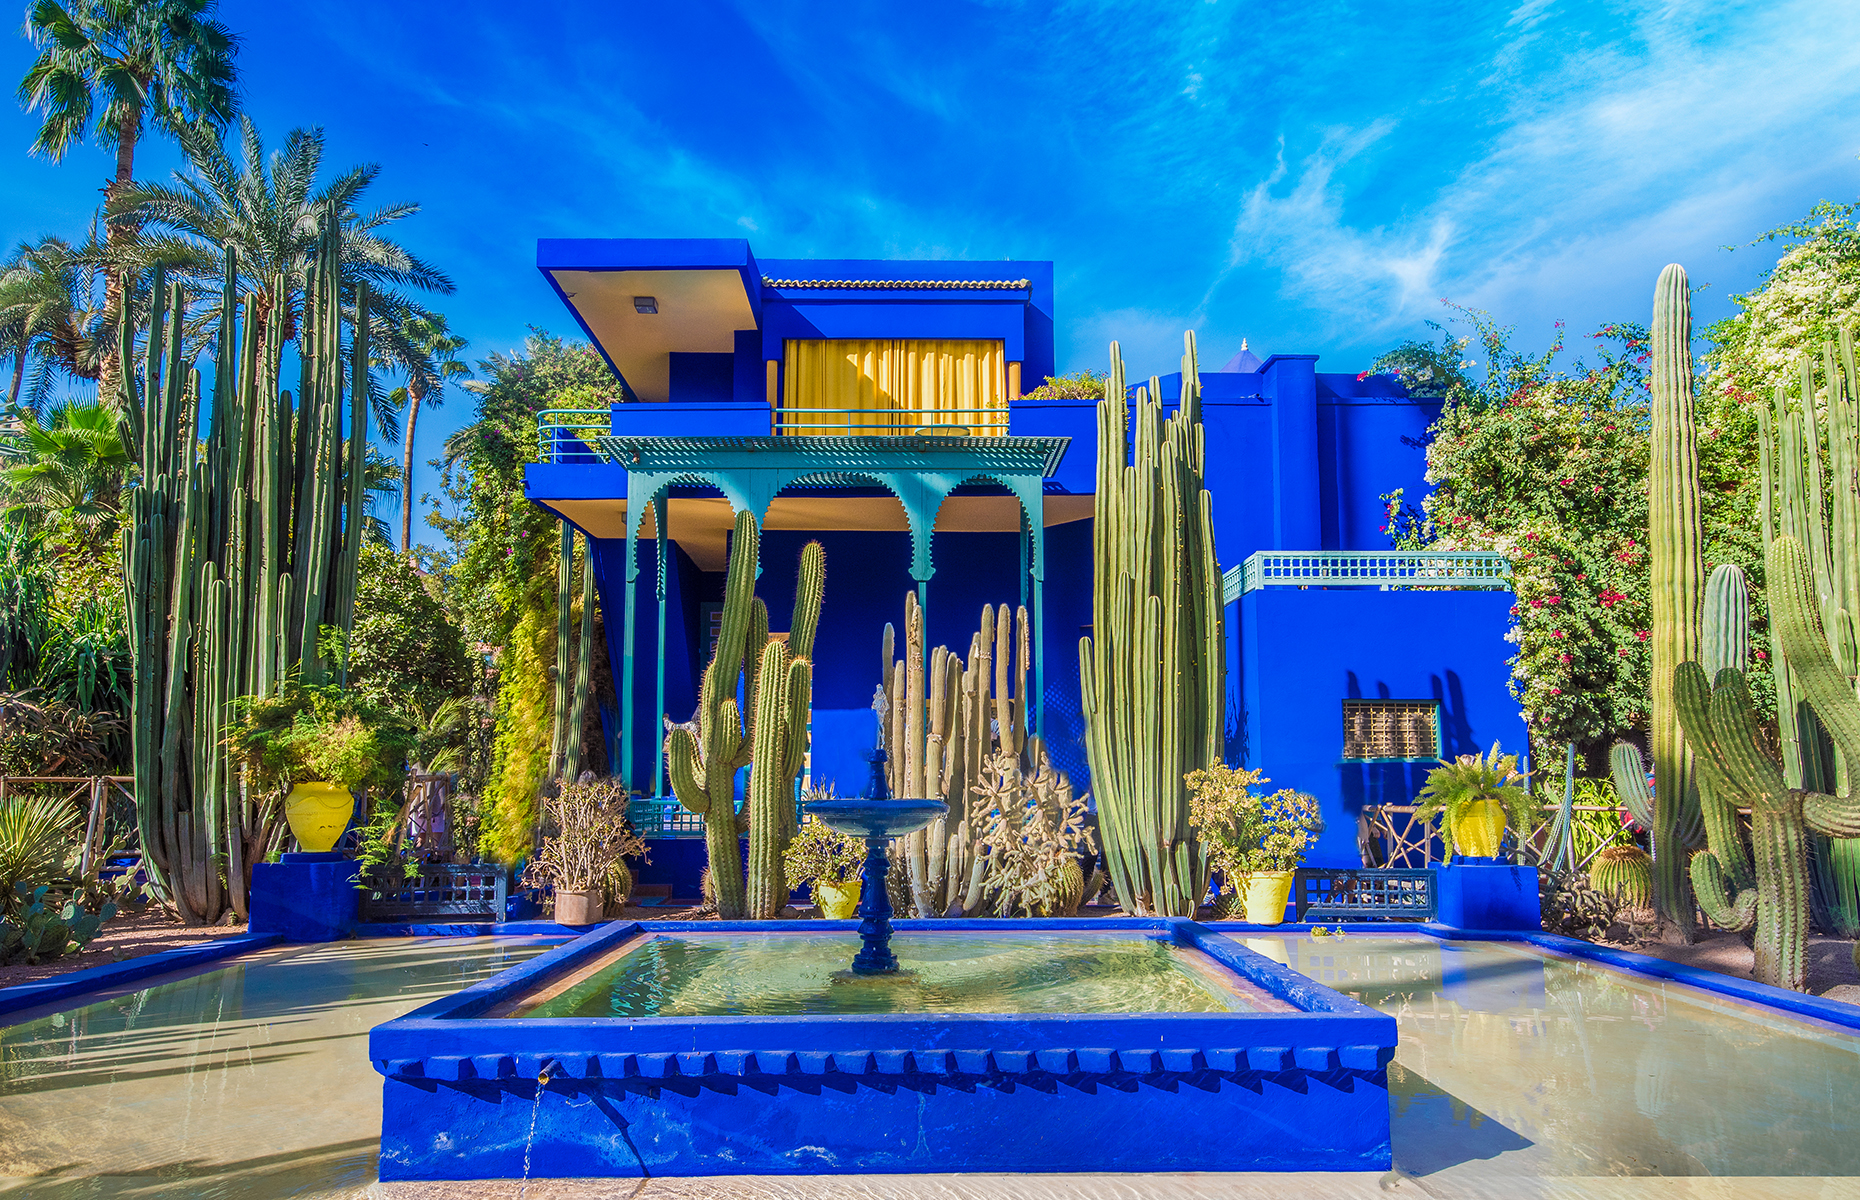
[1451,798,1507,859]
[285,781,354,853]
[815,879,862,920]
[1238,870,1295,925]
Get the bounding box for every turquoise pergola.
[597,434,1071,795]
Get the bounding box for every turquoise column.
[652,494,669,798]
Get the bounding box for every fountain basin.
[369,917,1396,1179]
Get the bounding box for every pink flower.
[1550,688,1563,695]
[1552,630,1566,639]
[1636,630,1650,641]
[1755,650,1768,660]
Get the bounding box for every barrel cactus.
[1589,845,1654,911]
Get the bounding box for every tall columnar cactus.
[125,219,373,925]
[745,542,823,920]
[1648,263,1705,938]
[665,509,763,918]
[1079,332,1224,917]
[875,594,1035,917]
[1759,336,1860,936]
[663,510,823,920]
[1675,536,1860,989]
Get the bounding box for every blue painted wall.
[1233,588,1524,868]
[526,243,1515,841]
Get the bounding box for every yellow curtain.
[781,339,1007,436]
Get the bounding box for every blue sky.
[6,0,1860,540]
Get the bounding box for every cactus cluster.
[663,510,823,919]
[872,594,1097,917]
[0,885,116,966]
[1756,334,1860,936]
[1675,537,1860,989]
[125,223,371,925]
[1079,332,1224,917]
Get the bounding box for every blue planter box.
[369,917,1396,1178]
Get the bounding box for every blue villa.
[522,238,1524,875]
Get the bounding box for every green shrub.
[1186,764,1323,874]
[0,795,76,917]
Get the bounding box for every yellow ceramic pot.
[1238,870,1295,925]
[1451,798,1507,859]
[285,781,354,852]
[815,879,862,920]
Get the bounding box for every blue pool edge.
[0,931,286,1020]
[1204,920,1860,1033]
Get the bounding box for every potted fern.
[1416,742,1535,862]
[782,810,864,919]
[1187,764,1322,924]
[523,778,648,925]
[224,682,418,853]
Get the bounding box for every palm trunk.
[8,340,24,409]
[400,380,424,556]
[98,97,141,410]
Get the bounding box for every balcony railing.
[1224,550,1511,602]
[537,409,611,464]
[770,406,1008,438]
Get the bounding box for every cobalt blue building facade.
[523,238,1523,872]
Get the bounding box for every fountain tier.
[370,917,1396,1178]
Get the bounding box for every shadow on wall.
[1337,669,1474,830]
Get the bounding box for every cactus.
[744,542,824,920]
[663,510,823,920]
[1675,535,1860,989]
[1589,845,1654,911]
[1080,332,1224,916]
[1647,263,1705,939]
[0,886,117,966]
[1759,337,1860,937]
[125,219,374,925]
[873,593,1040,917]
[1609,742,1654,830]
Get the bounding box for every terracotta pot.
[285,781,354,853]
[1237,870,1295,925]
[814,878,862,920]
[554,887,604,926]
[1451,798,1507,859]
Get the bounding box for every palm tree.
[0,399,131,562]
[385,313,469,556]
[111,116,454,435]
[0,236,108,413]
[16,0,239,406]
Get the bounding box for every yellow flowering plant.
[1186,764,1323,874]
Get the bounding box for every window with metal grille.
[1342,701,1439,761]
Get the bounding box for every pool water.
[0,931,1855,1196]
[516,931,1252,1017]
[1249,934,1860,1179]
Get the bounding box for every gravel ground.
[0,903,247,989]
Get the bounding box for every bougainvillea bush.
[1373,305,1764,765]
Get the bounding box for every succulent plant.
[663,510,822,919]
[126,221,373,924]
[1675,536,1860,989]
[1079,332,1223,916]
[1589,845,1654,911]
[1647,263,1705,937]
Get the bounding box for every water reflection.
[0,936,557,1198]
[1267,935,1860,1178]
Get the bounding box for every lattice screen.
[1341,701,1439,760]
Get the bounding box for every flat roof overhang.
[537,239,761,403]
